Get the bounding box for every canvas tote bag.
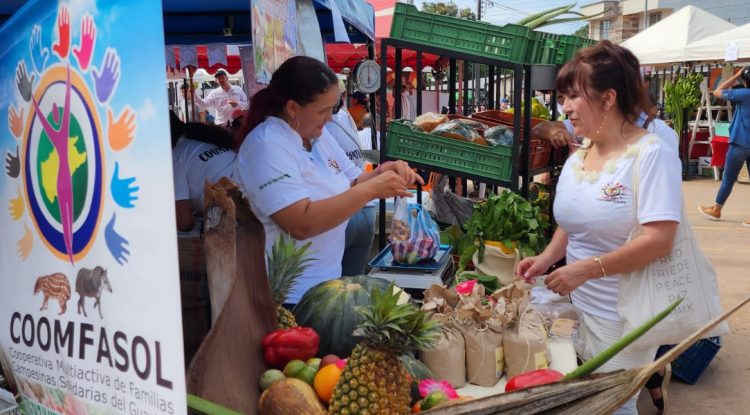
[617,146,728,349]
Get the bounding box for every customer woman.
[233,56,422,304]
[516,41,682,415]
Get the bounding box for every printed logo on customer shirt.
[327,158,342,174]
[597,182,627,204]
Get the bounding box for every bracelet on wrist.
[592,255,607,278]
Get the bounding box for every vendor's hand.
[516,254,553,284]
[381,160,425,186]
[544,261,592,296]
[365,170,412,199]
[550,127,574,149]
[228,99,238,107]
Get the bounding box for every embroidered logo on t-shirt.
[597,182,627,204]
[327,158,342,174]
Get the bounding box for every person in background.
[348,91,368,130]
[170,112,236,232]
[193,69,249,127]
[326,86,377,276]
[175,82,195,122]
[357,113,380,150]
[699,67,750,227]
[500,96,510,110]
[516,41,681,415]
[233,56,423,304]
[401,84,417,121]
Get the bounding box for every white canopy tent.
[622,5,735,65]
[683,23,750,63]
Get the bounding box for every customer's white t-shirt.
[233,116,360,303]
[172,136,235,211]
[554,133,682,321]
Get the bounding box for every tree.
[422,2,477,20]
[459,8,477,21]
[574,24,589,38]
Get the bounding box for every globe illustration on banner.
[6,6,138,266]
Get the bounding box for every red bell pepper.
[261,327,320,369]
[505,369,564,392]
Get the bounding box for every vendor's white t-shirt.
[554,133,682,321]
[563,113,679,153]
[233,116,360,303]
[172,136,235,211]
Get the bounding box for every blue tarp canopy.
[0,0,375,45]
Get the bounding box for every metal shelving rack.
[376,37,561,249]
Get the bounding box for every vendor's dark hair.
[169,111,234,150]
[236,56,338,147]
[556,40,643,124]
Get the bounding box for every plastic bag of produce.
[484,125,514,147]
[431,120,481,143]
[453,118,487,130]
[427,175,475,227]
[413,112,448,133]
[390,198,441,264]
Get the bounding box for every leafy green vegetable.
[463,190,550,263]
[440,225,470,253]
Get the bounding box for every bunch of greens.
[463,190,550,263]
[664,72,703,136]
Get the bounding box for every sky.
[413,0,590,35]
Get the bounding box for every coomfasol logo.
[6,6,138,266]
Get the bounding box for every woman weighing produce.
[233,56,423,304]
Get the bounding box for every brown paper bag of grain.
[420,316,467,388]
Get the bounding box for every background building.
[582,0,750,42]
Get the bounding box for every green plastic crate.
[385,120,513,182]
[525,31,561,64]
[525,32,596,64]
[558,35,596,62]
[390,3,534,64]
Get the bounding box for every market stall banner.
[0,1,186,414]
[251,0,298,84]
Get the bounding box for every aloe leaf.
[526,4,577,29]
[563,298,683,380]
[515,4,575,26]
[187,394,242,415]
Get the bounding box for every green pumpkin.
[292,275,391,357]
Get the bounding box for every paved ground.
[636,178,750,414]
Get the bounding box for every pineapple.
[328,285,440,415]
[268,234,314,329]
